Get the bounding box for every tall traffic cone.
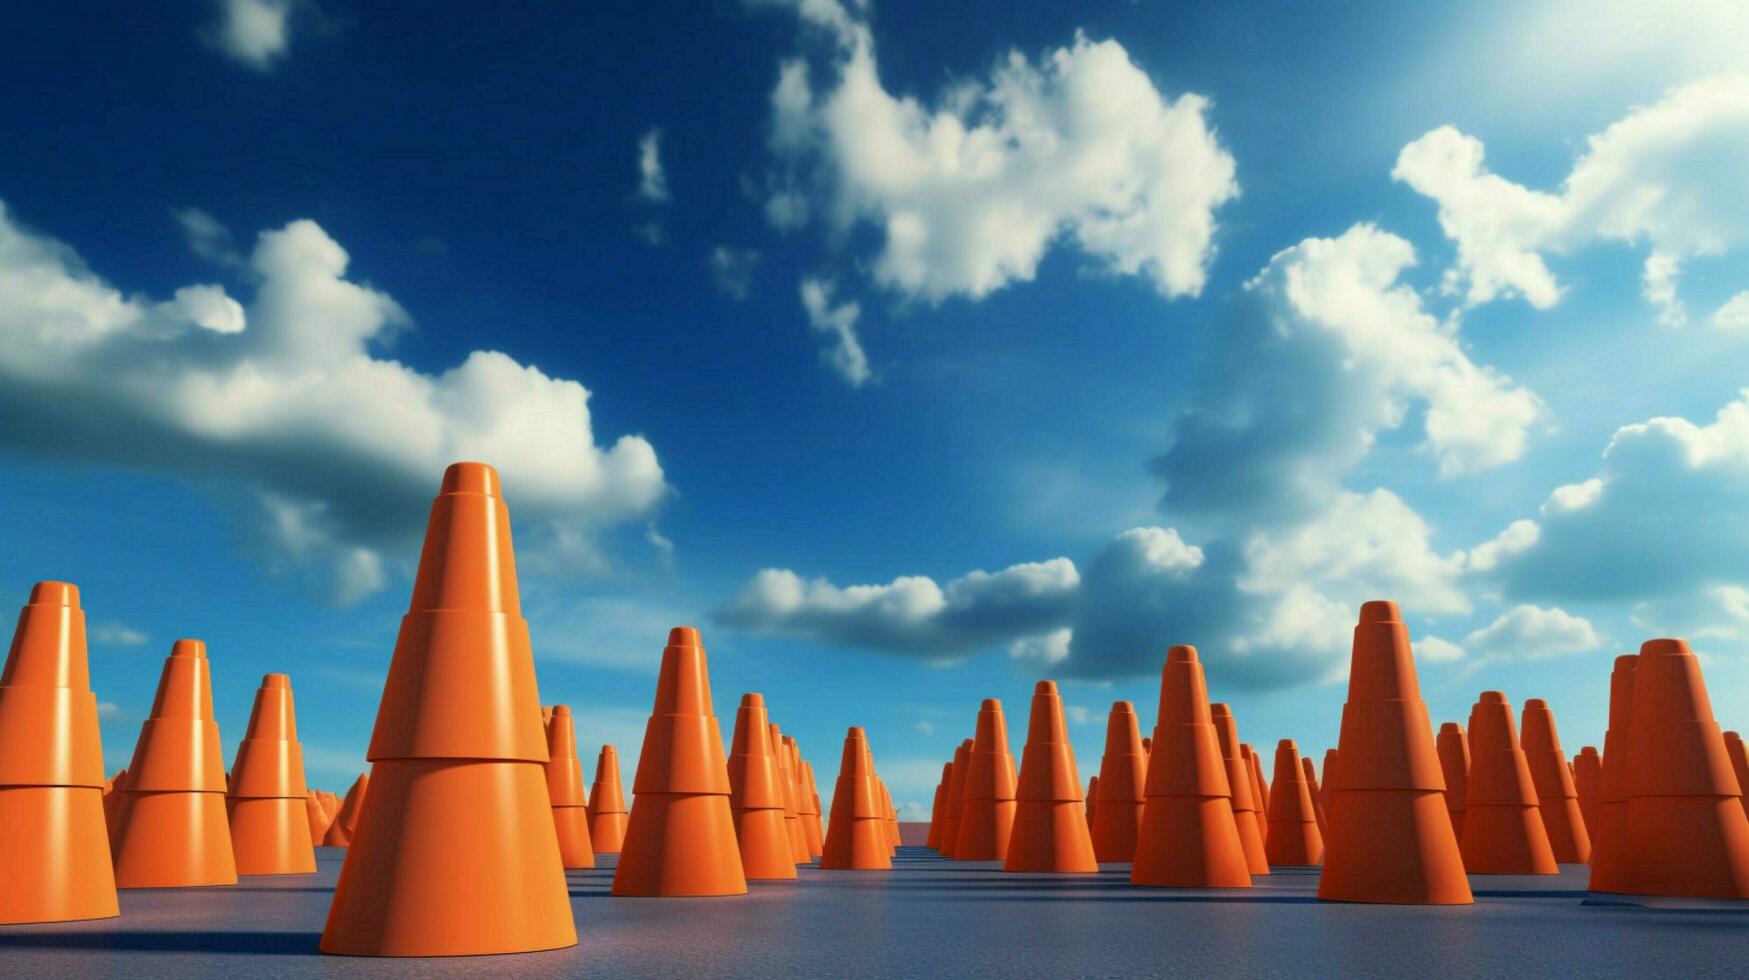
[612,627,746,896]
[1210,704,1269,874]
[1318,601,1470,904]
[796,749,825,857]
[545,705,594,870]
[1265,740,1323,866]
[1090,701,1146,862]
[587,745,628,854]
[1574,746,1602,834]
[1461,691,1558,875]
[771,722,810,864]
[938,740,972,858]
[1622,638,1749,898]
[227,673,316,875]
[320,463,574,956]
[1521,699,1590,863]
[926,763,950,849]
[1589,655,1638,893]
[111,638,237,888]
[953,700,1018,861]
[1131,646,1251,888]
[1302,756,1328,839]
[820,727,891,869]
[323,774,368,847]
[1437,722,1470,841]
[307,791,334,844]
[1725,733,1749,823]
[726,694,796,880]
[1004,681,1097,873]
[0,582,118,924]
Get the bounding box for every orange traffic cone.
[320,462,575,956]
[1210,704,1269,874]
[1265,740,1323,866]
[879,778,900,855]
[1521,699,1590,863]
[1574,746,1602,835]
[771,722,810,864]
[1319,748,1337,819]
[1318,601,1470,904]
[102,767,128,836]
[1461,692,1558,875]
[1726,734,1749,823]
[111,638,238,888]
[820,727,891,869]
[1437,722,1470,841]
[926,763,951,849]
[1246,745,1270,820]
[1131,646,1251,888]
[939,739,972,858]
[587,745,628,854]
[545,705,595,870]
[323,774,368,847]
[1143,737,1153,755]
[612,627,746,897]
[1090,701,1146,863]
[953,700,1018,861]
[228,673,316,875]
[0,582,118,923]
[1589,655,1639,893]
[1004,681,1097,873]
[307,791,334,844]
[1302,756,1328,839]
[1622,638,1749,898]
[796,749,825,857]
[1085,776,1098,830]
[790,735,825,859]
[726,694,796,880]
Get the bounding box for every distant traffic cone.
[797,750,825,857]
[587,745,628,853]
[790,735,825,858]
[1622,638,1749,898]
[545,705,595,870]
[1461,692,1558,875]
[612,627,746,896]
[1521,699,1590,863]
[1004,681,1097,873]
[879,779,900,855]
[1319,748,1337,818]
[227,673,316,875]
[1437,723,1470,841]
[1589,655,1638,893]
[103,767,128,835]
[771,722,810,864]
[307,791,334,844]
[0,582,118,924]
[1143,737,1153,755]
[820,727,891,869]
[1574,746,1602,834]
[1265,740,1323,866]
[726,694,796,880]
[1246,745,1270,820]
[1091,701,1147,862]
[1131,646,1251,888]
[1085,776,1098,831]
[939,739,972,858]
[1726,734,1749,823]
[323,774,367,847]
[1209,704,1268,874]
[1318,601,1470,904]
[926,763,951,849]
[953,700,1018,861]
[111,638,237,888]
[809,772,826,848]
[320,462,575,956]
[1302,757,1328,838]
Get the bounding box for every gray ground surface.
[1,846,1745,978]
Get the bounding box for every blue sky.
[2,0,1747,816]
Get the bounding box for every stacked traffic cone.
[1574,746,1602,833]
[820,727,892,869]
[612,627,746,896]
[227,673,316,875]
[879,778,900,855]
[1319,748,1337,817]
[1265,740,1323,866]
[1085,776,1098,831]
[1521,699,1590,863]
[953,700,1018,861]
[1210,704,1268,874]
[323,774,367,847]
[545,705,594,870]
[938,739,972,858]
[771,722,810,864]
[1622,638,1749,897]
[1246,745,1270,820]
[1725,734,1749,823]
[1461,692,1557,874]
[306,791,334,844]
[1318,601,1470,904]
[1302,757,1328,838]
[111,638,238,888]
[587,745,628,853]
[1131,646,1251,888]
[0,582,118,924]
[1091,701,1146,863]
[926,763,951,849]
[1589,655,1638,893]
[1004,681,1097,873]
[321,463,574,956]
[726,694,796,880]
[795,745,825,857]
[103,767,127,835]
[1437,722,1470,840]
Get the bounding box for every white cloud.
[96,701,123,720]
[761,11,1238,304]
[203,0,294,72]
[1465,518,1540,573]
[707,247,762,300]
[1542,478,1604,515]
[1462,604,1601,660]
[637,129,670,203]
[1418,635,1466,663]
[799,277,870,386]
[91,623,150,647]
[0,201,667,601]
[173,208,243,267]
[1714,292,1749,329]
[1008,627,1071,664]
[1394,77,1749,322]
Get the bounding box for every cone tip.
[980,698,1002,711]
[261,672,290,689]
[1478,690,1507,705]
[783,734,797,747]
[601,743,618,757]
[1439,721,1462,734]
[667,625,703,647]
[28,581,79,608]
[1034,679,1058,695]
[1112,699,1134,713]
[740,692,764,707]
[1639,637,1691,658]
[552,703,572,718]
[1277,737,1297,752]
[172,638,207,659]
[1167,644,1198,663]
[847,725,866,739]
[1358,599,1400,623]
[1523,697,1549,712]
[1579,744,1599,757]
[440,461,501,496]
[1209,701,1232,716]
[1612,652,1639,670]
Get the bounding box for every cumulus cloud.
[203,0,295,71]
[799,277,870,386]
[1417,635,1466,663]
[1394,77,1749,323]
[708,247,762,300]
[1462,604,1601,660]
[1714,292,1749,329]
[91,623,150,646]
[637,129,670,203]
[0,200,666,602]
[759,6,1238,304]
[1009,628,1071,665]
